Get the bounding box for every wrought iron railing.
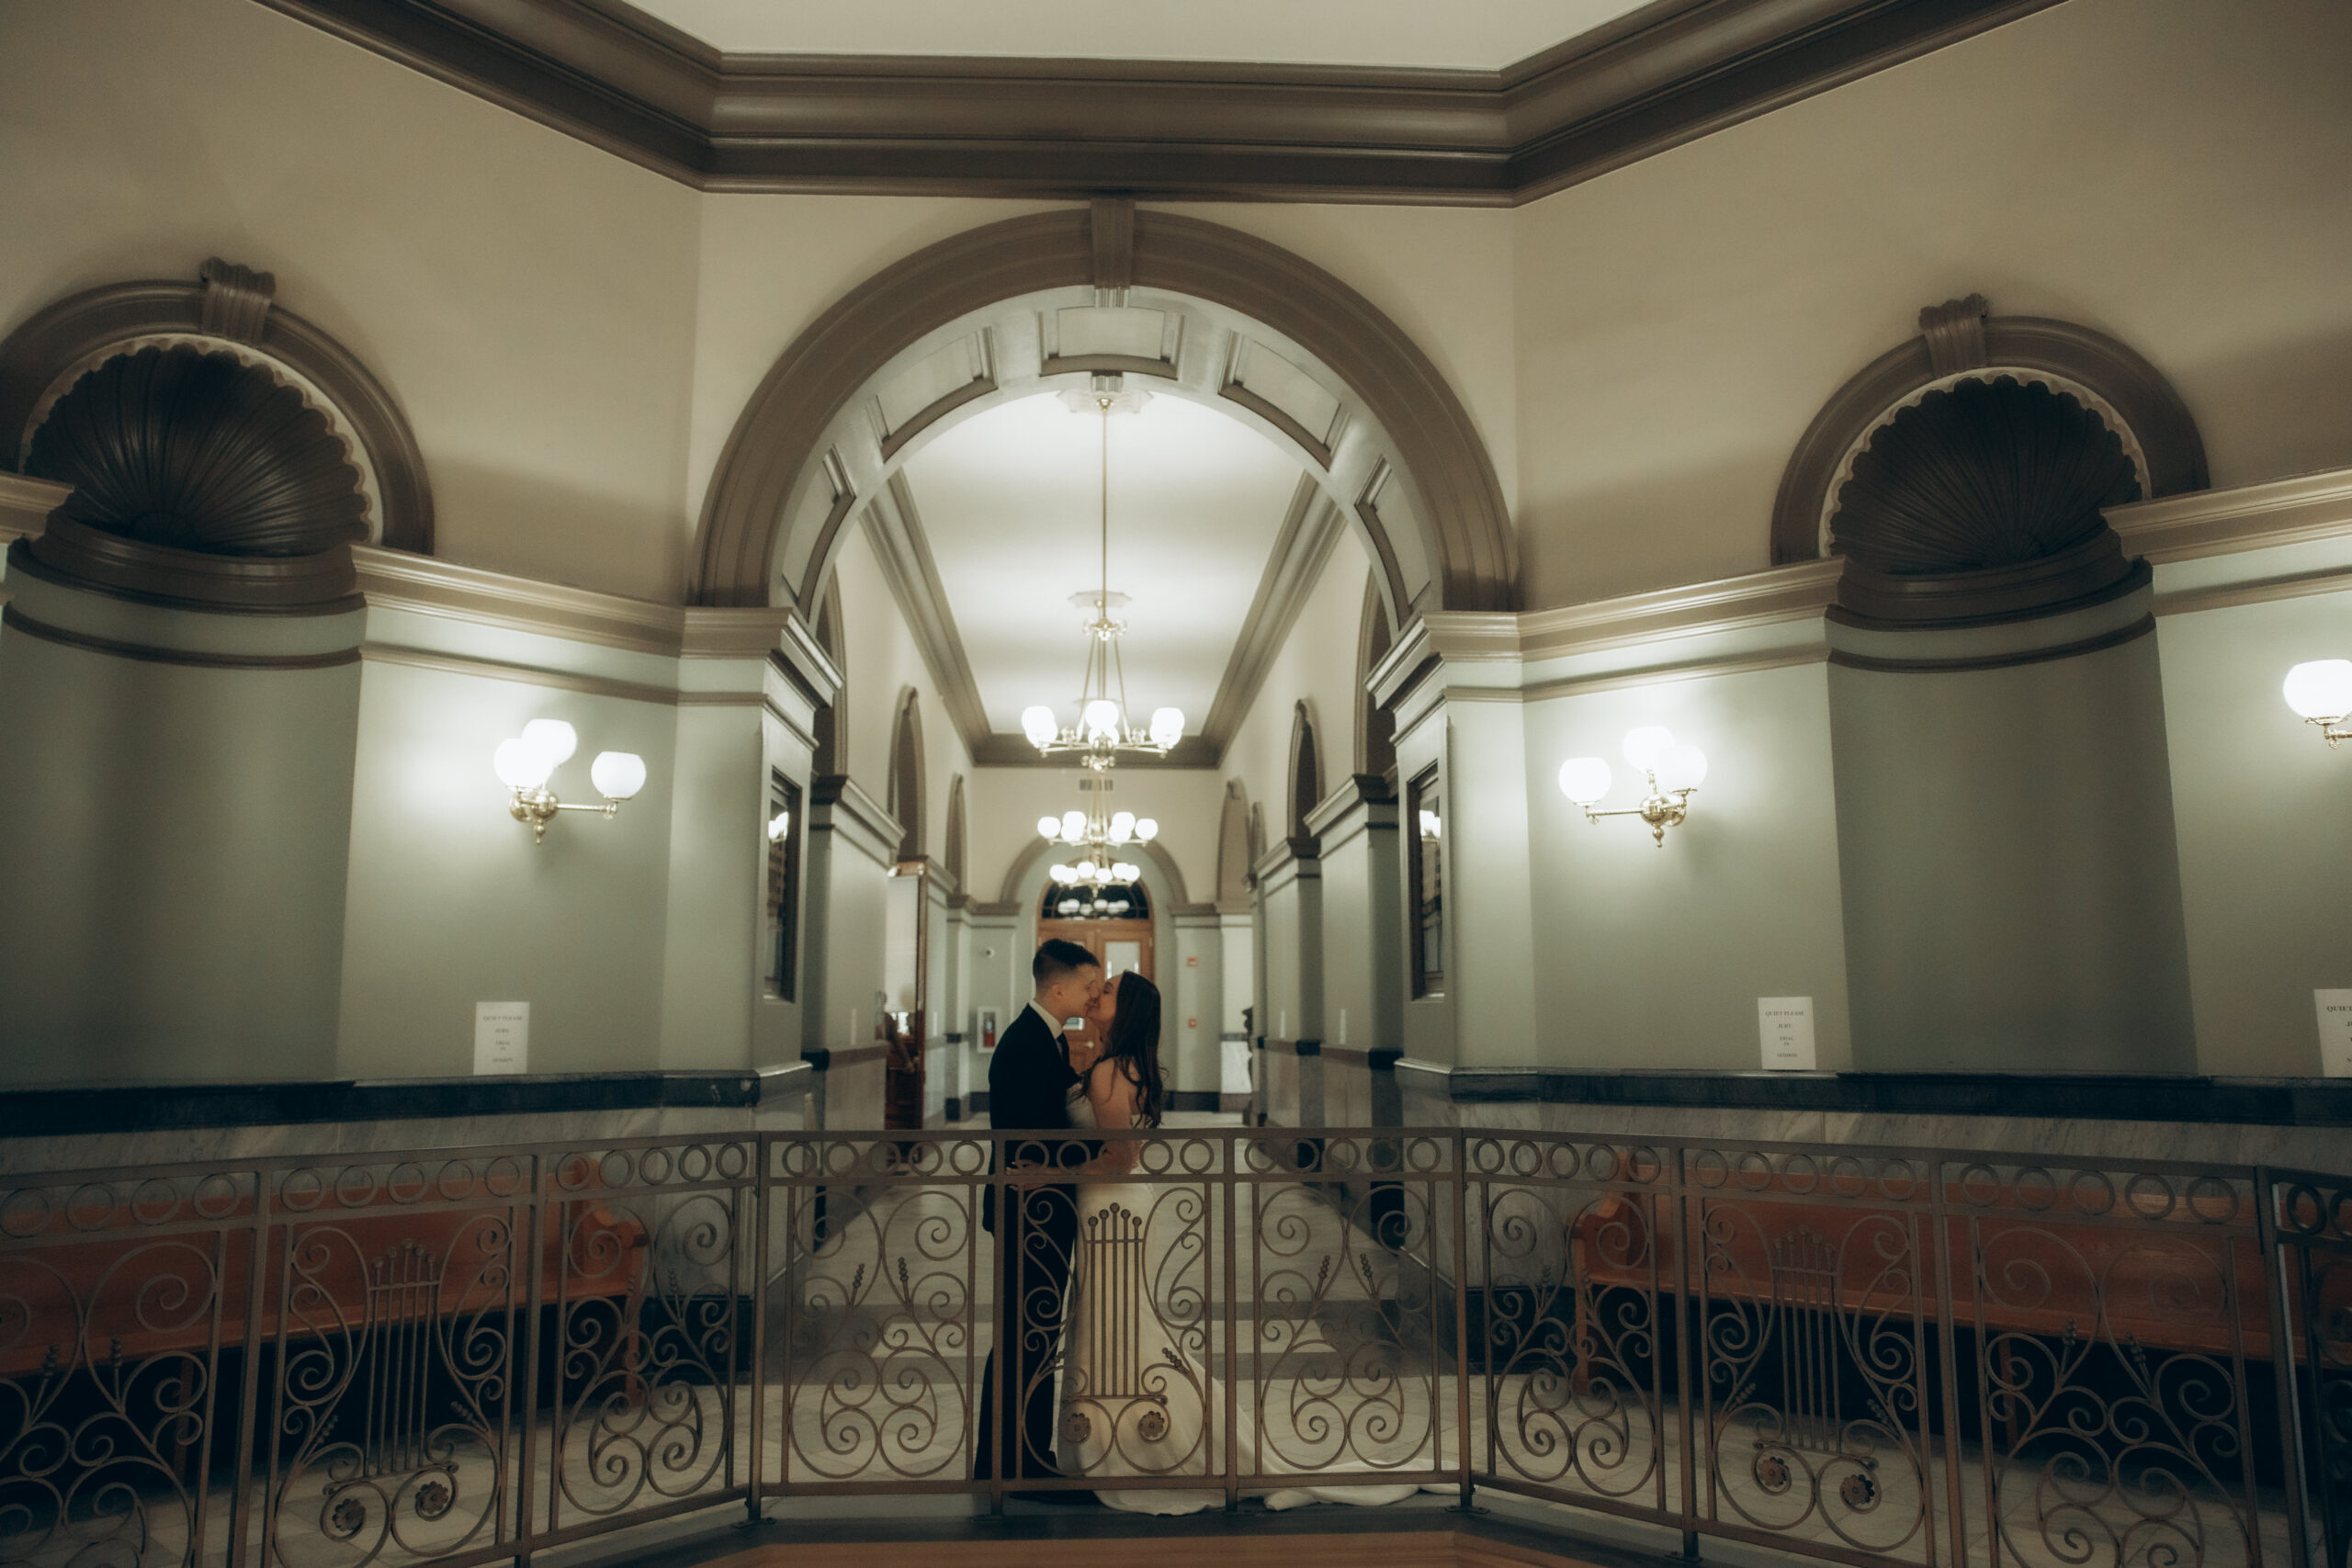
[1,1130,2345,1568]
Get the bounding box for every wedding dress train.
[1051,1096,1431,1515]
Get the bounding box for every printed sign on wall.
[474,1001,528,1075]
[2317,990,2352,1077]
[1757,997,1817,1072]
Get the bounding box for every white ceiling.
[628,0,1655,71]
[906,392,1304,735]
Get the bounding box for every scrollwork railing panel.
[1464,1135,1671,1519]
[0,1129,2338,1568]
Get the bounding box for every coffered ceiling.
[624,0,1655,71]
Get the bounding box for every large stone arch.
[694,203,1514,624]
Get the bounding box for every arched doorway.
[998,834,1190,1053]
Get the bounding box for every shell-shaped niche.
[1831,376,2141,576]
[26,344,367,557]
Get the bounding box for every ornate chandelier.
[1038,792,1157,892]
[1020,392,1183,770]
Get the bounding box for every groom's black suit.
[974,1002,1095,1483]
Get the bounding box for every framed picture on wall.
[978,1008,999,1050]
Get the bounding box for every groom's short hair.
[1032,938,1099,987]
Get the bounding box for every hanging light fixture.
[1020,389,1184,769]
[1037,798,1158,860]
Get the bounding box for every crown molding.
[352,544,804,664]
[809,772,904,867]
[2109,465,2352,565]
[252,0,2058,204]
[0,473,71,546]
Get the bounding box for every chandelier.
[1038,790,1157,892]
[1020,392,1183,770]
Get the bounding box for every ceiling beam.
[254,0,2062,204]
[856,473,994,757]
[1199,475,1351,760]
[860,468,1227,772]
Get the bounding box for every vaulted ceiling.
[625,0,1656,70]
[904,392,1305,740]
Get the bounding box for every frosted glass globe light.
[1114,862,1140,881]
[1135,818,1159,841]
[2283,660,2352,720]
[495,737,557,790]
[1022,705,1058,746]
[1082,699,1122,740]
[590,751,647,801]
[1061,810,1087,841]
[1657,744,1709,794]
[1076,859,1098,879]
[521,718,578,766]
[1556,757,1611,807]
[1149,707,1184,748]
[1623,726,1677,773]
[1110,810,1136,841]
[1037,815,1061,840]
[1050,863,1073,883]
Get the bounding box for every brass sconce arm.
[2308,715,2352,748]
[507,786,623,844]
[1577,779,1697,847]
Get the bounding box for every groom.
[974,938,1103,1495]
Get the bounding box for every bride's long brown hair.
[1097,970,1165,1127]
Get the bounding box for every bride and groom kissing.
[973,937,1178,1510]
[973,939,1419,1516]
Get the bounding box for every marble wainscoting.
[802,1043,887,1131]
[0,1066,818,1178]
[1387,1063,2352,1171]
[1252,1041,1402,1132]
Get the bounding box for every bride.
[1056,970,1425,1515]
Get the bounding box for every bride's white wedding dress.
[1054,1082,1429,1516]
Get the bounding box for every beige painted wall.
[1510,0,2352,611]
[337,659,678,1077]
[0,0,704,602]
[0,623,359,1080]
[961,767,1222,909]
[1522,662,1854,1073]
[2157,586,2352,1076]
[1829,632,2197,1074]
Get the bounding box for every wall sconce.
[1557,725,1708,847]
[2283,660,2352,747]
[766,808,792,842]
[492,719,646,843]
